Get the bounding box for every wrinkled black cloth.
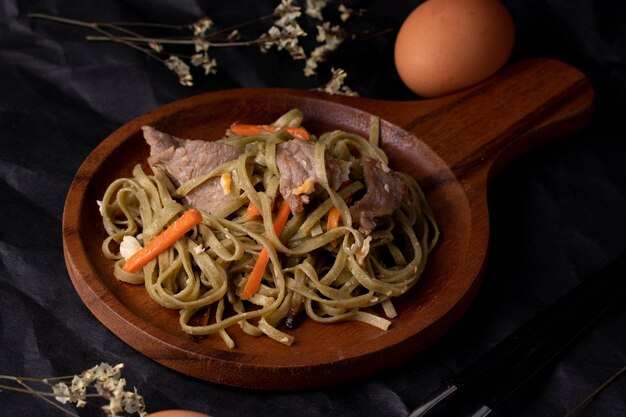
[2,1,626,416]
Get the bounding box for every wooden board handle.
[332,58,594,182]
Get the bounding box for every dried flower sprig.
[0,363,146,417]
[258,0,307,60]
[317,67,358,96]
[305,0,331,20]
[28,0,359,88]
[304,22,346,76]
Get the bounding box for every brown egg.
[147,410,211,417]
[394,0,515,97]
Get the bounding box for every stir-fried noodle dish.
[99,109,439,348]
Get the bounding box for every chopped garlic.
[120,235,142,260]
[248,292,275,307]
[310,221,323,237]
[220,172,232,195]
[192,244,205,255]
[292,178,316,195]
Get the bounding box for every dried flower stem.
[29,13,164,62]
[1,376,88,417]
[563,362,626,417]
[28,13,92,28]
[84,35,260,48]
[0,382,102,397]
[15,379,81,417]
[29,13,274,48]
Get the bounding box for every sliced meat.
[276,140,350,213]
[349,157,408,233]
[142,126,243,215]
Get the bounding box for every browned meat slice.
[142,126,243,215]
[276,140,350,213]
[349,157,408,233]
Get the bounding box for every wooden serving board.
[62,58,593,390]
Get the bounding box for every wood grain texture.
[62,58,593,390]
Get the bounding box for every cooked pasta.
[99,109,439,348]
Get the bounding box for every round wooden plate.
[62,58,593,390]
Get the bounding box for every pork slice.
[142,126,244,215]
[349,157,408,233]
[276,140,350,213]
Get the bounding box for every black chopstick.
[408,249,626,417]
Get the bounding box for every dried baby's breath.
[259,24,307,59]
[52,382,72,404]
[304,22,346,76]
[1,362,146,417]
[51,363,147,417]
[319,67,358,96]
[338,4,354,22]
[191,52,218,75]
[305,0,330,20]
[165,55,193,86]
[273,0,302,27]
[29,0,366,90]
[316,21,345,45]
[193,37,210,53]
[191,17,213,36]
[148,41,163,53]
[259,0,307,59]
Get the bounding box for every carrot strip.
[230,123,310,140]
[241,200,291,299]
[122,208,203,273]
[326,181,353,231]
[327,206,341,231]
[242,250,270,300]
[246,203,262,218]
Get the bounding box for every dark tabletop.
[1,1,626,416]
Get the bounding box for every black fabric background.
[2,1,626,416]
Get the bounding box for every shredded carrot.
[242,251,270,300]
[327,206,341,231]
[326,181,353,246]
[241,200,291,299]
[326,181,353,232]
[246,203,262,218]
[122,208,203,273]
[230,123,310,140]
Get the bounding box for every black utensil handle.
[473,250,626,409]
[409,250,626,417]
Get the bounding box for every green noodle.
[99,109,439,347]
